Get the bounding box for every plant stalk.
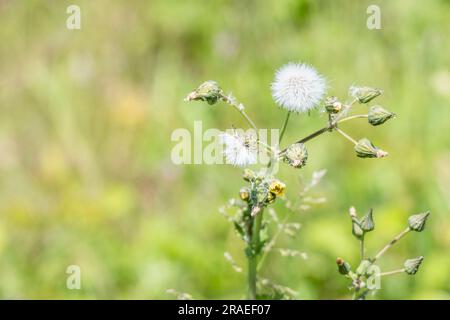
[279,111,291,144]
[373,227,411,262]
[247,209,263,300]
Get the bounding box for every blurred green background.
[0,0,449,299]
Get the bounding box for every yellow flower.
[269,180,286,196]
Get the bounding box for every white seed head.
[219,131,258,167]
[271,63,326,113]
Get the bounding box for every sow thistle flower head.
[219,131,258,167]
[271,63,326,113]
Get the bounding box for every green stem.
[247,209,263,300]
[338,114,368,123]
[360,235,365,260]
[279,111,291,144]
[335,127,358,145]
[380,269,405,277]
[279,125,332,154]
[247,255,257,300]
[372,227,411,262]
[222,95,258,132]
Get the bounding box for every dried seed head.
[324,96,342,114]
[355,138,389,159]
[220,131,258,167]
[184,80,224,105]
[271,63,327,113]
[360,208,375,232]
[239,187,250,201]
[349,86,383,104]
[408,211,430,232]
[368,105,395,126]
[404,256,424,275]
[283,143,308,168]
[269,179,286,196]
[336,257,352,275]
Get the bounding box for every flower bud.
[354,138,388,159]
[184,80,224,105]
[324,96,342,114]
[352,220,364,239]
[336,257,352,275]
[356,260,372,276]
[283,143,308,169]
[256,184,269,204]
[408,211,430,232]
[242,169,255,182]
[368,105,395,126]
[266,192,276,204]
[404,256,424,275]
[349,86,383,104]
[239,187,250,201]
[360,209,375,232]
[269,179,286,197]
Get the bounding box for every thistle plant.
[184,62,398,300]
[337,208,430,300]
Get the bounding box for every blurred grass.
[0,0,449,299]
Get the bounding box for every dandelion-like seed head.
[220,130,258,167]
[271,63,327,113]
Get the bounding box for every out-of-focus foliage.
[0,0,449,299]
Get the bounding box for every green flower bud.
[255,184,269,204]
[184,80,224,105]
[350,86,383,104]
[356,260,372,276]
[336,257,352,275]
[266,191,276,204]
[283,143,308,168]
[368,105,395,126]
[324,96,342,114]
[360,209,375,232]
[239,187,250,201]
[404,256,424,275]
[408,211,430,232]
[242,169,255,182]
[352,220,364,239]
[354,138,388,159]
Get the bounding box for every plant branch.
[360,235,365,260]
[372,227,411,262]
[279,111,291,144]
[222,95,258,131]
[338,114,368,124]
[280,125,333,154]
[335,127,358,145]
[380,269,405,277]
[248,209,263,300]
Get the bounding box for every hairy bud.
[408,211,430,232]
[355,138,388,159]
[368,105,395,126]
[336,258,352,275]
[350,86,383,104]
[360,209,375,232]
[324,96,342,114]
[185,80,224,105]
[404,256,424,275]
